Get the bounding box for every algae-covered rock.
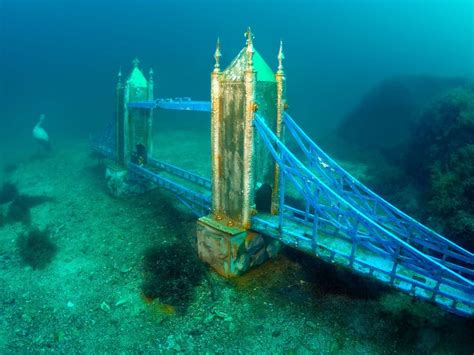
[405,85,474,181]
[340,82,474,250]
[404,84,474,249]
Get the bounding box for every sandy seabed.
[0,132,472,354]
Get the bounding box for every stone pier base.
[105,164,153,197]
[197,216,281,278]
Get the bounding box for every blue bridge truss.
[92,97,474,317]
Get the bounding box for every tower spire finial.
[244,27,254,46]
[244,27,254,68]
[277,40,285,73]
[132,57,140,68]
[148,67,154,100]
[214,37,221,72]
[117,67,123,89]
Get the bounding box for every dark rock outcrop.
[337,76,467,149]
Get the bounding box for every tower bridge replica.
[92,29,474,317]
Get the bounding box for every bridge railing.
[128,98,211,112]
[90,118,115,159]
[148,158,211,190]
[128,161,211,217]
[283,113,474,280]
[254,115,473,315]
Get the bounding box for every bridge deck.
[252,213,472,316]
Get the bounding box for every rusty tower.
[197,29,286,277]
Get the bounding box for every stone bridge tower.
[106,59,154,197]
[115,58,154,166]
[197,29,286,277]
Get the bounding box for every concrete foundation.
[197,216,281,277]
[105,164,153,197]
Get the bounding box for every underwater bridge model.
[92,31,474,317]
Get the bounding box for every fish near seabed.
[33,113,51,152]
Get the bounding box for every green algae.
[0,182,18,204]
[17,227,58,269]
[141,242,205,313]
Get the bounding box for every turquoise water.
[1,0,473,140]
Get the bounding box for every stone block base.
[105,164,153,197]
[197,216,281,278]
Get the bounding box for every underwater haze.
[1,0,474,353]
[1,0,473,140]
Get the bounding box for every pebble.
[21,314,32,323]
[115,299,128,307]
[100,301,111,312]
[67,301,75,308]
[214,310,233,322]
